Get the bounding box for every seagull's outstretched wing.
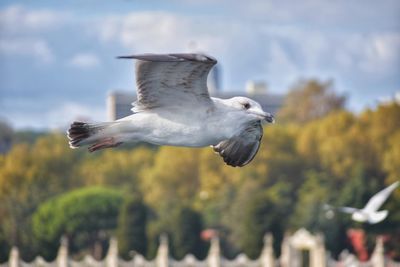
[363,181,399,213]
[118,53,217,112]
[368,210,388,224]
[213,121,263,167]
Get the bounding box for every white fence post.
[57,236,69,267]
[6,230,397,267]
[312,234,326,267]
[370,236,385,267]
[260,234,275,267]
[106,237,118,267]
[279,234,290,267]
[207,237,220,267]
[9,247,19,267]
[156,234,169,267]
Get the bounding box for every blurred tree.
[361,102,400,170]
[0,134,84,259]
[289,169,361,257]
[290,171,331,230]
[0,227,9,263]
[13,130,45,145]
[196,147,244,227]
[278,79,346,123]
[260,125,305,187]
[229,180,292,258]
[33,187,123,260]
[383,131,400,185]
[383,132,400,233]
[297,111,377,180]
[369,132,400,259]
[170,207,208,260]
[297,111,354,158]
[77,147,154,189]
[117,194,148,259]
[139,147,201,259]
[139,146,200,211]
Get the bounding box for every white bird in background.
[325,181,399,224]
[67,53,275,167]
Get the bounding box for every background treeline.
[0,80,399,262]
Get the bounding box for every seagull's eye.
[243,103,250,109]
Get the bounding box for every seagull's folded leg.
[88,137,122,152]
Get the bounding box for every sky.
[0,0,399,129]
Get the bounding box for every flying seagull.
[67,53,274,167]
[325,181,399,224]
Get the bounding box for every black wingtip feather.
[67,121,91,148]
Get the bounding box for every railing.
[2,230,399,267]
[1,234,275,267]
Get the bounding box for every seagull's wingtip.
[116,55,134,59]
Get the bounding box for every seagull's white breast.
[118,106,236,147]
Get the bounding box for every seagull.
[325,181,399,224]
[67,53,275,167]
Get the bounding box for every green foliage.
[77,147,154,189]
[0,134,85,260]
[278,79,346,123]
[290,170,350,256]
[170,207,208,260]
[0,227,9,263]
[229,180,292,258]
[33,187,123,259]
[117,194,148,259]
[12,130,46,145]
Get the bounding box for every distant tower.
[245,81,267,95]
[107,91,136,121]
[395,91,400,104]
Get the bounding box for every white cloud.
[359,33,400,73]
[45,102,106,129]
[0,4,70,64]
[0,4,69,34]
[69,53,101,69]
[0,38,54,63]
[93,10,400,92]
[0,102,106,130]
[232,0,400,29]
[266,41,300,82]
[97,12,226,53]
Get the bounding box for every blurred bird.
[67,53,274,167]
[324,181,399,224]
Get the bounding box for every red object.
[201,229,218,241]
[347,229,368,261]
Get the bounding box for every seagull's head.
[228,97,275,123]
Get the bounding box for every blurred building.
[0,121,13,154]
[107,80,284,121]
[107,91,135,121]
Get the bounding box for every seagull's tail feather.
[67,121,122,152]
